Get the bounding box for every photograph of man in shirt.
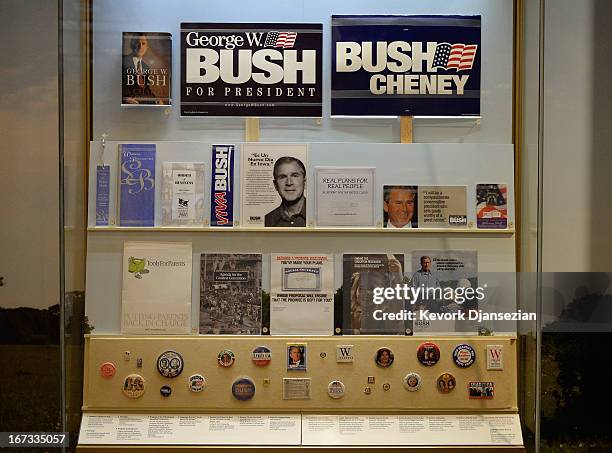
[265,156,307,227]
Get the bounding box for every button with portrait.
[122,374,146,399]
[403,373,422,392]
[157,350,184,378]
[417,342,440,366]
[218,349,235,367]
[375,347,394,367]
[437,373,456,394]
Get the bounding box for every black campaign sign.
[181,23,322,117]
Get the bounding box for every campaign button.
[375,347,394,367]
[232,377,256,401]
[327,380,346,399]
[453,344,476,368]
[437,373,456,394]
[251,346,272,366]
[157,350,184,378]
[100,362,116,378]
[122,374,146,399]
[403,373,422,392]
[469,381,494,399]
[189,374,206,392]
[363,386,372,395]
[218,350,235,367]
[417,342,440,366]
[160,385,172,397]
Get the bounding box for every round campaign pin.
[232,377,256,401]
[251,346,272,366]
[100,362,116,378]
[437,373,456,394]
[188,374,206,393]
[452,344,476,368]
[375,347,394,368]
[160,385,172,397]
[403,373,422,392]
[122,374,146,399]
[417,342,441,366]
[327,380,346,399]
[218,350,235,367]
[157,350,184,378]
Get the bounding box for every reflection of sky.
[0,1,62,309]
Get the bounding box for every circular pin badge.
[122,374,146,399]
[403,373,422,392]
[157,350,184,378]
[232,377,256,401]
[327,380,346,399]
[251,346,272,366]
[437,373,456,394]
[417,342,440,366]
[188,374,206,393]
[100,362,116,378]
[218,350,235,367]
[453,344,476,368]
[160,385,172,397]
[375,347,394,368]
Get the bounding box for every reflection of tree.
[0,305,61,344]
[541,287,612,448]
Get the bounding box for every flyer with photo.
[240,143,309,228]
[342,253,406,334]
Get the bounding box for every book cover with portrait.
[122,32,172,106]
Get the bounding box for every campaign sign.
[331,15,481,116]
[181,23,322,116]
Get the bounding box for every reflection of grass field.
[0,345,61,431]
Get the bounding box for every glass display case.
[51,0,582,451]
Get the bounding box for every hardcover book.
[122,32,172,106]
[118,144,156,227]
[199,253,262,334]
[161,162,205,226]
[121,241,192,334]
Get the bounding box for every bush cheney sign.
[181,23,322,116]
[331,15,481,117]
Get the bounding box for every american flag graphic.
[264,31,298,49]
[432,43,478,71]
